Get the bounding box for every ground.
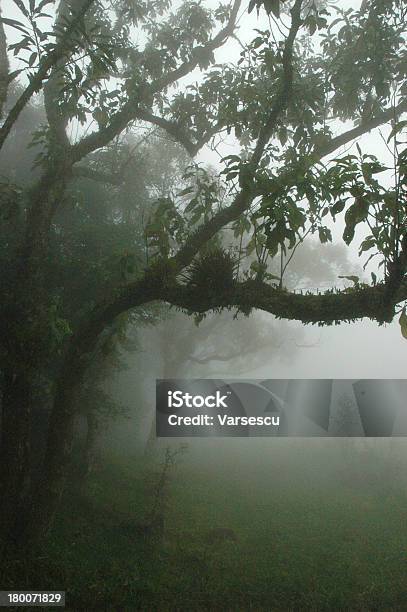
[3,440,407,611]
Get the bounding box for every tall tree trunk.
[22,373,78,543]
[22,282,157,543]
[0,0,95,553]
[0,166,71,552]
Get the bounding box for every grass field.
[3,440,407,610]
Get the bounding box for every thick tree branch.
[73,88,407,342]
[70,96,141,162]
[0,0,95,151]
[56,271,407,389]
[163,279,407,326]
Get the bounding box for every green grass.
[3,442,407,610]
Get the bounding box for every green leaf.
[330,200,346,217]
[28,51,37,67]
[0,17,29,34]
[343,197,369,245]
[399,307,407,340]
[318,227,332,243]
[37,0,53,11]
[387,121,407,143]
[268,0,281,18]
[252,36,263,49]
[306,15,317,36]
[359,237,375,253]
[361,162,372,184]
[265,272,281,281]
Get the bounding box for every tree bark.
[21,281,159,542]
[0,163,72,552]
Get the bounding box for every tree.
[0,0,406,550]
[141,237,354,453]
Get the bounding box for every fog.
[1,0,407,608]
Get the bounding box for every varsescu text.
[168,414,280,427]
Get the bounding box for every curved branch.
[53,274,406,403]
[68,93,407,352]
[134,109,199,157]
[163,279,407,325]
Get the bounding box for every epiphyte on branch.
[185,247,238,293]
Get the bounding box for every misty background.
[1,0,407,608]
